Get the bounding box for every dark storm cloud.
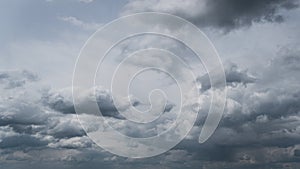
[122,0,299,31]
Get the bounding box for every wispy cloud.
[58,16,102,31]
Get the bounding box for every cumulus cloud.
[42,86,175,120]
[0,70,93,161]
[122,0,299,31]
[176,46,300,168]
[1,46,300,168]
[0,69,181,167]
[42,87,128,119]
[2,0,300,168]
[42,88,76,114]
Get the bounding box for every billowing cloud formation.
[42,86,175,120]
[0,71,89,157]
[178,47,300,168]
[1,47,300,169]
[122,0,299,31]
[0,69,180,167]
[0,40,300,168]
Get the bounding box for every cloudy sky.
[1,0,300,168]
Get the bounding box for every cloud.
[42,88,76,114]
[58,16,102,31]
[198,62,256,91]
[78,0,94,3]
[0,135,47,149]
[0,70,49,126]
[42,87,127,119]
[48,136,93,149]
[43,86,175,120]
[0,70,92,152]
[176,46,300,167]
[46,0,94,4]
[1,1,300,168]
[122,0,299,31]
[294,149,300,157]
[1,45,300,168]
[0,70,38,89]
[46,114,86,139]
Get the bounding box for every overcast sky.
[1,0,300,169]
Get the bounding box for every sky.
[1,0,300,168]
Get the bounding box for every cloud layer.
[1,1,300,168]
[1,45,300,168]
[122,0,299,31]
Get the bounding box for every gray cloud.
[41,88,123,118]
[1,47,300,168]
[177,47,300,167]
[294,149,300,157]
[0,70,38,89]
[198,62,256,91]
[42,88,76,114]
[122,0,299,31]
[42,87,175,120]
[1,1,300,168]
[0,135,47,149]
[0,70,92,154]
